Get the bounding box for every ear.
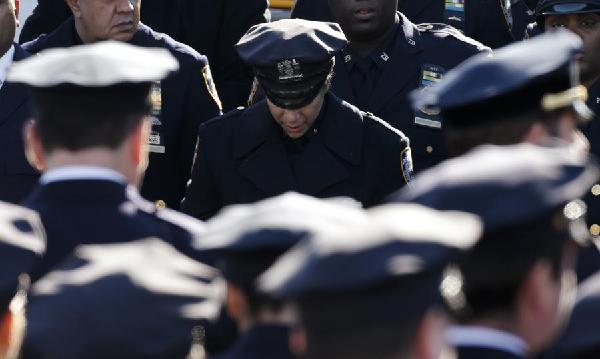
[64,0,82,17]
[14,0,20,25]
[518,260,555,322]
[129,118,150,172]
[412,308,449,359]
[23,120,46,172]
[225,283,247,324]
[0,311,13,355]
[289,327,308,357]
[521,122,549,144]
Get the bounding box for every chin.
[110,32,135,42]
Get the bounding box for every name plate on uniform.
[149,145,166,154]
[414,64,446,130]
[147,81,166,155]
[414,117,442,129]
[445,0,465,30]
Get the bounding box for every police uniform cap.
[196,192,366,289]
[536,0,600,29]
[7,41,179,115]
[412,30,592,128]
[258,203,482,329]
[236,19,348,109]
[0,202,45,312]
[391,144,599,242]
[27,238,224,358]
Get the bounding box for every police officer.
[321,0,490,173]
[18,0,268,112]
[412,30,590,157]
[20,0,222,209]
[196,193,366,359]
[7,41,231,357]
[392,144,599,358]
[0,202,45,359]
[292,0,532,49]
[411,30,600,281]
[0,0,38,203]
[532,1,600,245]
[259,203,482,359]
[181,19,414,221]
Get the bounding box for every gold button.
[155,200,166,209]
[592,184,600,196]
[426,146,433,154]
[591,224,600,236]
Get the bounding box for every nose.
[280,109,302,124]
[116,0,135,13]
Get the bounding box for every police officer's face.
[69,0,141,43]
[267,93,325,139]
[544,13,600,82]
[0,0,18,56]
[328,0,398,42]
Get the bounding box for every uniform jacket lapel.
[232,95,361,196]
[367,13,424,114]
[0,45,31,127]
[294,94,360,194]
[233,101,298,196]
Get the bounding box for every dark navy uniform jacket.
[292,0,530,48]
[331,13,488,173]
[23,179,206,282]
[181,92,412,220]
[213,325,294,359]
[18,0,267,112]
[19,178,238,358]
[22,19,222,209]
[0,44,39,203]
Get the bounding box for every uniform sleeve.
[180,125,222,221]
[370,139,413,207]
[18,0,72,44]
[177,58,222,207]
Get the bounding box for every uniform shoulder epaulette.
[416,22,490,52]
[362,111,410,146]
[202,106,245,128]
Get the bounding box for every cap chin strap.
[541,85,593,121]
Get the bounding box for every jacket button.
[591,224,600,236]
[592,184,600,196]
[155,200,166,209]
[426,146,433,154]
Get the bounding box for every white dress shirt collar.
[447,325,528,357]
[0,44,15,90]
[40,166,127,185]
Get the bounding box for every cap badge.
[277,59,303,81]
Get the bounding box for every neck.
[44,147,140,186]
[349,24,396,57]
[465,317,525,346]
[240,305,295,333]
